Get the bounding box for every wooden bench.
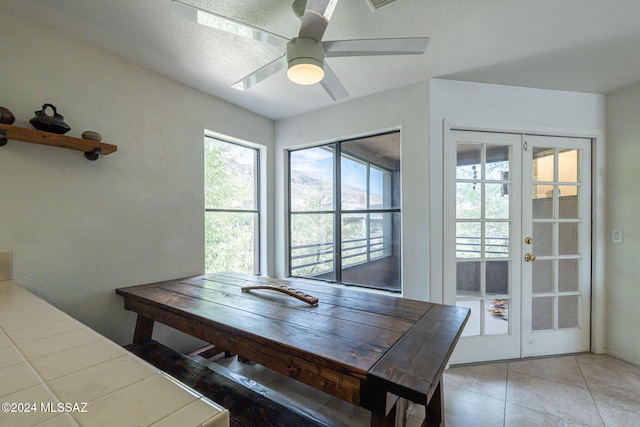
[126,339,349,427]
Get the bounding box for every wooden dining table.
[116,272,469,427]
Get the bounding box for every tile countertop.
[0,280,230,427]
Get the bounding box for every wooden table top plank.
[218,272,429,311]
[123,286,385,374]
[180,277,418,333]
[200,275,427,322]
[367,304,470,404]
[115,277,185,296]
[154,281,405,349]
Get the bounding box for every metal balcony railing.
[456,236,509,257]
[291,236,390,273]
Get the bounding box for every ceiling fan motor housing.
[286,37,326,85]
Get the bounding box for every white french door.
[445,130,591,364]
[521,135,592,357]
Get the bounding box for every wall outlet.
[612,229,623,244]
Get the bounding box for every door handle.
[525,253,536,262]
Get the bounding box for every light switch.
[612,229,623,243]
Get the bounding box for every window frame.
[204,135,261,275]
[287,131,401,291]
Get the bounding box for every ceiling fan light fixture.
[287,59,324,85]
[286,37,325,85]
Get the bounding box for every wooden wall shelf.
[0,124,117,161]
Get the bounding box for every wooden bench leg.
[396,398,408,427]
[133,315,154,344]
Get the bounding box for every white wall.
[1,8,622,361]
[0,10,274,350]
[429,79,606,351]
[275,81,430,301]
[604,81,640,365]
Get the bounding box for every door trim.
[442,119,605,357]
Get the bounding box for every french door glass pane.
[485,222,509,258]
[485,145,510,180]
[532,296,554,331]
[559,187,579,218]
[290,146,334,211]
[457,222,481,258]
[532,147,555,181]
[457,261,481,298]
[205,212,257,274]
[485,184,509,219]
[290,213,335,280]
[456,183,481,218]
[532,223,553,256]
[457,300,481,337]
[558,295,579,329]
[558,259,579,292]
[456,144,481,180]
[486,299,509,335]
[532,260,554,294]
[559,223,579,255]
[532,186,553,218]
[486,261,509,296]
[558,149,579,182]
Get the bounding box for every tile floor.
[216,353,640,427]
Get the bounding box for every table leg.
[423,379,444,427]
[370,394,407,427]
[133,315,154,344]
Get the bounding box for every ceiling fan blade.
[324,37,430,57]
[320,63,349,101]
[299,0,339,42]
[231,55,287,91]
[170,1,288,50]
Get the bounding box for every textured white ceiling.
[2,0,639,120]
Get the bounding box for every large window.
[204,136,259,274]
[288,132,401,292]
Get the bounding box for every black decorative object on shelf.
[0,106,15,125]
[29,103,71,134]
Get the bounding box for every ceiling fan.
[170,0,429,101]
